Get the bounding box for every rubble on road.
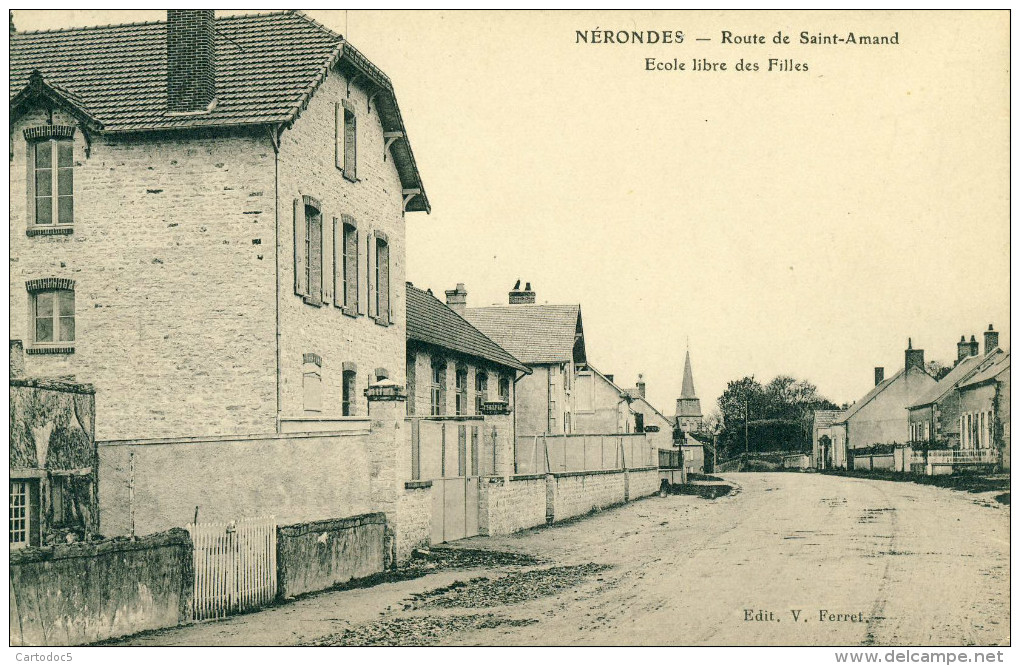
[309,614,538,646]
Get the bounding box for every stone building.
[811,408,846,469]
[572,365,636,435]
[956,351,1010,470]
[462,282,587,436]
[675,349,704,433]
[829,339,937,467]
[906,326,1002,450]
[10,10,429,442]
[405,283,529,418]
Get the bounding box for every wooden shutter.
[344,109,357,180]
[293,198,306,296]
[335,103,343,170]
[322,213,332,304]
[346,225,359,312]
[378,240,390,325]
[355,229,364,315]
[366,231,374,317]
[332,218,341,308]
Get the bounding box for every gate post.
[366,379,417,563]
[482,401,513,481]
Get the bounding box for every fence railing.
[911,448,998,466]
[515,433,654,474]
[408,417,491,480]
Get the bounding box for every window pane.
[35,317,53,343]
[58,196,73,225]
[36,292,54,318]
[59,316,75,342]
[35,169,52,196]
[57,141,73,167]
[35,197,52,225]
[35,142,52,168]
[58,290,75,316]
[57,167,73,196]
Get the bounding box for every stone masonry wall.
[549,470,627,522]
[478,475,547,536]
[276,68,408,423]
[626,467,660,500]
[11,107,278,441]
[394,486,432,563]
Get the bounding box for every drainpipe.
[271,124,282,433]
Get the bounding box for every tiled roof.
[958,351,1009,390]
[10,11,428,212]
[833,369,904,425]
[908,353,995,409]
[463,304,585,365]
[406,285,529,374]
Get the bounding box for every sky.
[12,10,1010,417]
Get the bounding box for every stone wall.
[478,475,548,536]
[276,513,386,599]
[625,467,660,500]
[394,484,432,563]
[548,470,627,522]
[10,529,192,646]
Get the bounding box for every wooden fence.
[187,516,277,621]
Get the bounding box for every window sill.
[340,306,359,319]
[342,170,358,183]
[27,226,73,237]
[372,316,391,328]
[302,295,323,308]
[26,345,75,355]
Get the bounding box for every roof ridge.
[290,10,343,40]
[12,10,293,36]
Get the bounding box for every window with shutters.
[337,101,357,182]
[406,350,416,415]
[455,366,468,416]
[30,137,74,230]
[341,219,359,315]
[474,371,488,414]
[374,236,390,325]
[294,196,325,305]
[499,375,511,403]
[430,358,447,416]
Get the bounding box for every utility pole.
[744,374,754,458]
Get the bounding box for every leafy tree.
[926,360,952,381]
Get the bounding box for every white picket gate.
[186,516,277,621]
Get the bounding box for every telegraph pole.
[744,374,754,458]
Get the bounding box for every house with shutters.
[956,351,1010,470]
[9,10,429,442]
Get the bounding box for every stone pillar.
[365,379,407,564]
[482,401,514,480]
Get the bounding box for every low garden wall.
[276,513,387,599]
[10,529,192,646]
[625,467,661,500]
[478,474,549,536]
[548,469,627,522]
[852,453,895,471]
[395,483,433,563]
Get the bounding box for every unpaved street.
[117,473,1009,647]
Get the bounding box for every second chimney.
[874,367,884,386]
[905,338,925,372]
[636,373,646,398]
[509,281,536,305]
[984,324,999,355]
[167,10,216,113]
[445,283,467,315]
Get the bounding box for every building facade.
[10,11,429,441]
[573,365,636,435]
[957,352,1010,470]
[831,339,937,466]
[463,283,587,436]
[625,374,675,453]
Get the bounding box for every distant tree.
[716,374,838,458]
[926,360,952,381]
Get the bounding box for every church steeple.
[675,348,703,432]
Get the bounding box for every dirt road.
[117,473,1009,646]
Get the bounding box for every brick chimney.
[445,283,467,315]
[984,324,999,355]
[904,338,925,372]
[967,335,980,358]
[874,367,884,386]
[509,280,535,305]
[956,335,970,364]
[636,373,646,398]
[167,10,216,113]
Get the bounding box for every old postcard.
[7,8,1010,656]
